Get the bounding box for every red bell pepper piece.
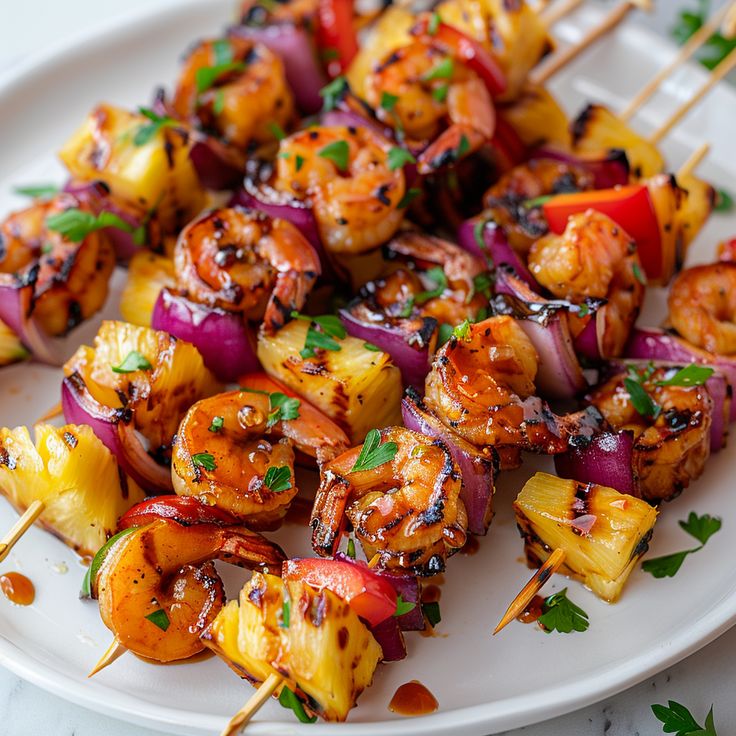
[542,185,663,280]
[491,115,528,169]
[316,0,359,77]
[412,15,507,98]
[118,495,239,530]
[283,557,399,626]
[718,237,736,262]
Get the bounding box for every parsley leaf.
[196,61,246,94]
[346,537,356,559]
[455,134,470,159]
[679,511,722,546]
[415,267,447,304]
[672,1,736,71]
[655,365,714,387]
[208,416,224,433]
[263,465,292,493]
[47,208,141,244]
[267,392,300,428]
[380,91,398,111]
[363,342,381,352]
[192,452,217,471]
[632,262,647,285]
[318,140,350,172]
[145,609,170,632]
[715,188,733,213]
[651,700,717,735]
[422,57,454,82]
[319,75,348,112]
[453,319,471,340]
[471,272,493,301]
[133,107,178,146]
[422,601,441,627]
[14,183,60,199]
[279,687,317,724]
[281,597,290,629]
[387,146,416,171]
[267,121,286,141]
[393,594,416,617]
[111,350,152,374]
[213,89,225,115]
[624,375,661,419]
[428,11,442,35]
[523,194,555,209]
[397,187,422,209]
[537,588,589,634]
[473,219,487,251]
[292,311,346,358]
[642,550,692,579]
[432,83,449,103]
[350,428,399,473]
[295,154,305,172]
[437,323,454,347]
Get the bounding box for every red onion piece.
[188,134,244,191]
[339,303,435,389]
[493,267,587,399]
[573,310,603,361]
[554,430,636,495]
[457,216,538,289]
[402,387,496,536]
[151,289,259,383]
[61,372,173,493]
[626,327,736,423]
[369,616,407,662]
[230,24,326,114]
[531,147,630,189]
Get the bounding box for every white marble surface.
[0,1,733,735]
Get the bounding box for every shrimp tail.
[311,471,352,557]
[216,528,287,571]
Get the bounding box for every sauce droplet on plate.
[460,535,480,555]
[285,497,313,526]
[389,681,438,716]
[0,572,35,606]
[517,594,545,624]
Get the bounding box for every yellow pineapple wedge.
[675,171,715,256]
[0,424,145,557]
[514,472,658,602]
[498,84,571,149]
[0,319,28,366]
[202,572,382,722]
[257,320,402,443]
[119,252,176,327]
[572,104,664,179]
[59,104,207,233]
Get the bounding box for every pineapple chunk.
[675,171,715,256]
[203,572,382,722]
[59,104,207,233]
[257,320,402,443]
[119,252,176,327]
[514,472,657,602]
[572,104,664,179]
[0,424,145,557]
[498,84,571,149]
[0,319,28,366]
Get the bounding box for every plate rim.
[1,3,735,735]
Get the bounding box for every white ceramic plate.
[1,3,736,735]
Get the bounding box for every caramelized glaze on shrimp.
[274,125,406,254]
[174,207,320,334]
[668,262,736,355]
[424,316,602,453]
[172,390,297,529]
[172,37,294,151]
[311,427,467,576]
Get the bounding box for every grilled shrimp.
[484,159,595,203]
[365,40,495,174]
[587,365,712,503]
[0,194,115,336]
[528,211,644,357]
[311,427,467,576]
[668,262,736,355]
[424,315,602,454]
[239,0,318,26]
[174,207,320,334]
[273,125,406,254]
[172,390,297,529]
[96,518,286,662]
[172,37,294,151]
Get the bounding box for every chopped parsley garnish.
[632,261,647,285]
[267,121,286,141]
[263,465,292,493]
[432,83,449,103]
[213,89,225,115]
[267,392,300,428]
[422,57,454,82]
[80,527,137,598]
[192,452,217,471]
[624,363,660,419]
[145,609,170,632]
[455,134,470,159]
[47,208,145,245]
[453,319,471,340]
[295,154,305,172]
[422,601,441,627]
[393,594,416,617]
[415,267,447,304]
[13,183,60,199]
[387,146,416,171]
[279,686,317,724]
[208,416,224,433]
[397,187,422,209]
[317,140,350,172]
[523,194,555,209]
[291,311,346,359]
[473,219,487,250]
[133,107,178,146]
[380,91,399,111]
[428,11,442,35]
[537,588,589,634]
[350,429,399,473]
[111,350,152,374]
[672,1,736,71]
[239,386,270,395]
[715,188,733,213]
[319,75,348,112]
[470,272,493,301]
[642,511,722,578]
[652,700,717,735]
[363,342,381,352]
[346,537,356,559]
[281,597,291,629]
[654,364,714,387]
[577,302,590,318]
[437,323,454,347]
[196,59,246,94]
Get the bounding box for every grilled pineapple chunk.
[119,252,176,327]
[675,171,715,256]
[499,84,571,149]
[514,472,657,602]
[0,424,145,557]
[0,319,28,366]
[203,572,381,722]
[257,320,402,443]
[59,104,206,233]
[572,104,664,179]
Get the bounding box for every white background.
[0,1,733,735]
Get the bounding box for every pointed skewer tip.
[88,639,127,678]
[221,673,283,736]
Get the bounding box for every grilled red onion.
[151,288,259,383]
[626,327,736,423]
[531,147,630,189]
[61,372,173,492]
[493,266,587,399]
[188,134,244,191]
[369,616,407,662]
[229,24,326,114]
[402,387,497,536]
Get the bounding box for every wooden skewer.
[36,401,63,424]
[367,553,381,568]
[88,638,128,678]
[0,500,45,564]
[649,46,736,145]
[221,673,283,736]
[493,548,567,635]
[620,1,734,121]
[677,142,710,180]
[723,3,736,39]
[540,0,585,29]
[532,1,651,86]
